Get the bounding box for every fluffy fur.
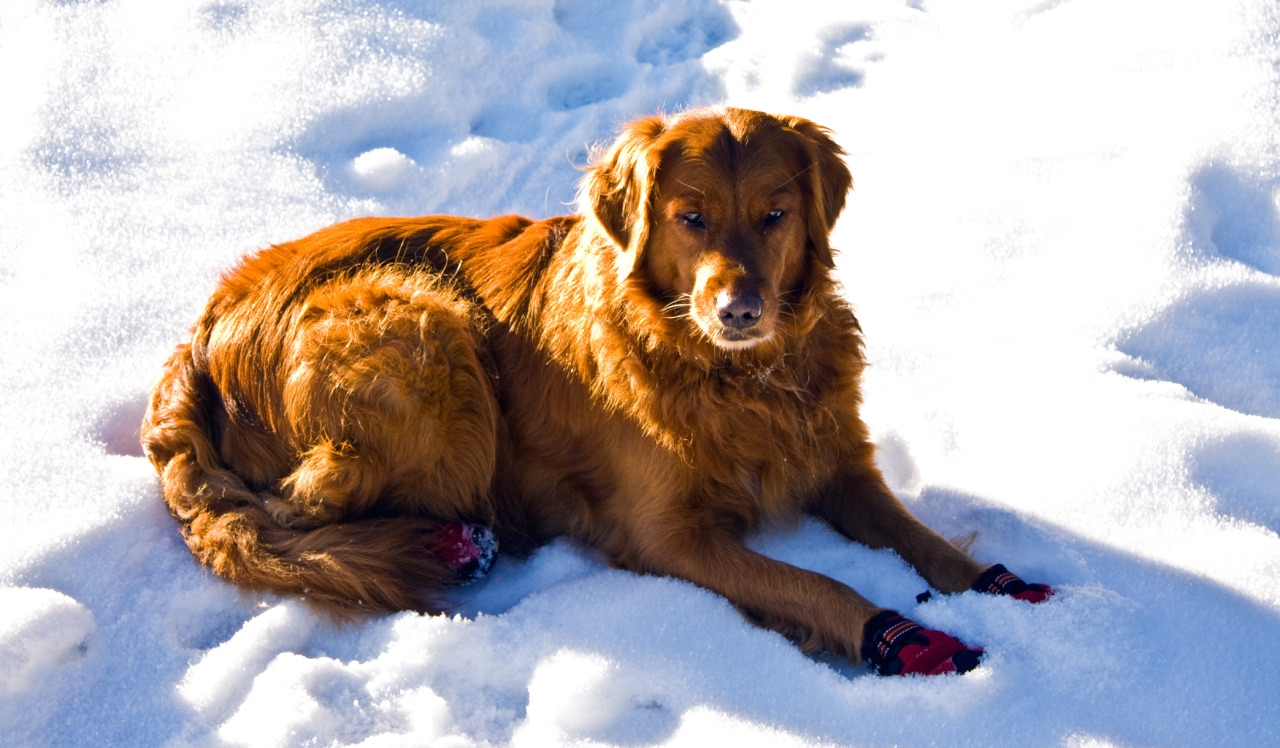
[141,107,986,663]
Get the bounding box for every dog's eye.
[680,212,705,229]
[764,209,786,226]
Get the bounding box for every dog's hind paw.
[427,523,497,584]
[861,610,984,677]
[972,563,1055,603]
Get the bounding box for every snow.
[2,0,1279,745]
[0,587,96,698]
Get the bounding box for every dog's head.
[583,107,852,353]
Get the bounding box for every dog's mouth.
[691,317,775,350]
[710,327,773,350]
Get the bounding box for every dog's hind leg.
[209,268,504,612]
[264,440,385,529]
[276,268,499,526]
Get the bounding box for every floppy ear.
[780,116,852,269]
[582,115,667,280]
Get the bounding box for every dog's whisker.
[660,294,693,320]
[770,162,816,193]
[674,178,704,196]
[661,296,691,311]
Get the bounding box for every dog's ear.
[583,115,667,280]
[780,116,852,269]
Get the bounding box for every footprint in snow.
[793,24,877,98]
[1115,281,1280,420]
[1189,432,1280,535]
[1185,163,1280,276]
[1114,162,1280,420]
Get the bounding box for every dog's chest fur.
[468,221,865,537]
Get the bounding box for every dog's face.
[586,108,852,352]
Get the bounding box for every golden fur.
[141,107,984,663]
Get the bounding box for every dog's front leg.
[613,521,883,663]
[808,465,985,595]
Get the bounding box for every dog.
[142,107,1051,677]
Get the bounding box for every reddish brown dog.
[143,108,1046,674]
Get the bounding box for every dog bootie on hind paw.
[861,610,984,676]
[972,564,1055,603]
[427,523,497,583]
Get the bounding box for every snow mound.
[351,148,419,194]
[0,587,95,697]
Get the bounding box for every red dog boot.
[972,564,1055,603]
[426,523,497,583]
[861,610,984,676]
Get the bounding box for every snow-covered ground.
[2,0,1279,745]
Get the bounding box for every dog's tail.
[140,342,464,617]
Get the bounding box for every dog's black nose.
[717,292,764,330]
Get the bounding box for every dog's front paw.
[972,563,1055,603]
[861,610,984,676]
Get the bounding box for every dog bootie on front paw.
[427,523,497,583]
[861,610,984,676]
[972,563,1055,603]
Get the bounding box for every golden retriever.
[142,107,1051,676]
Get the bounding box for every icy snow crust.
[2,0,1279,745]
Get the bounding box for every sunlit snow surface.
[2,0,1279,745]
